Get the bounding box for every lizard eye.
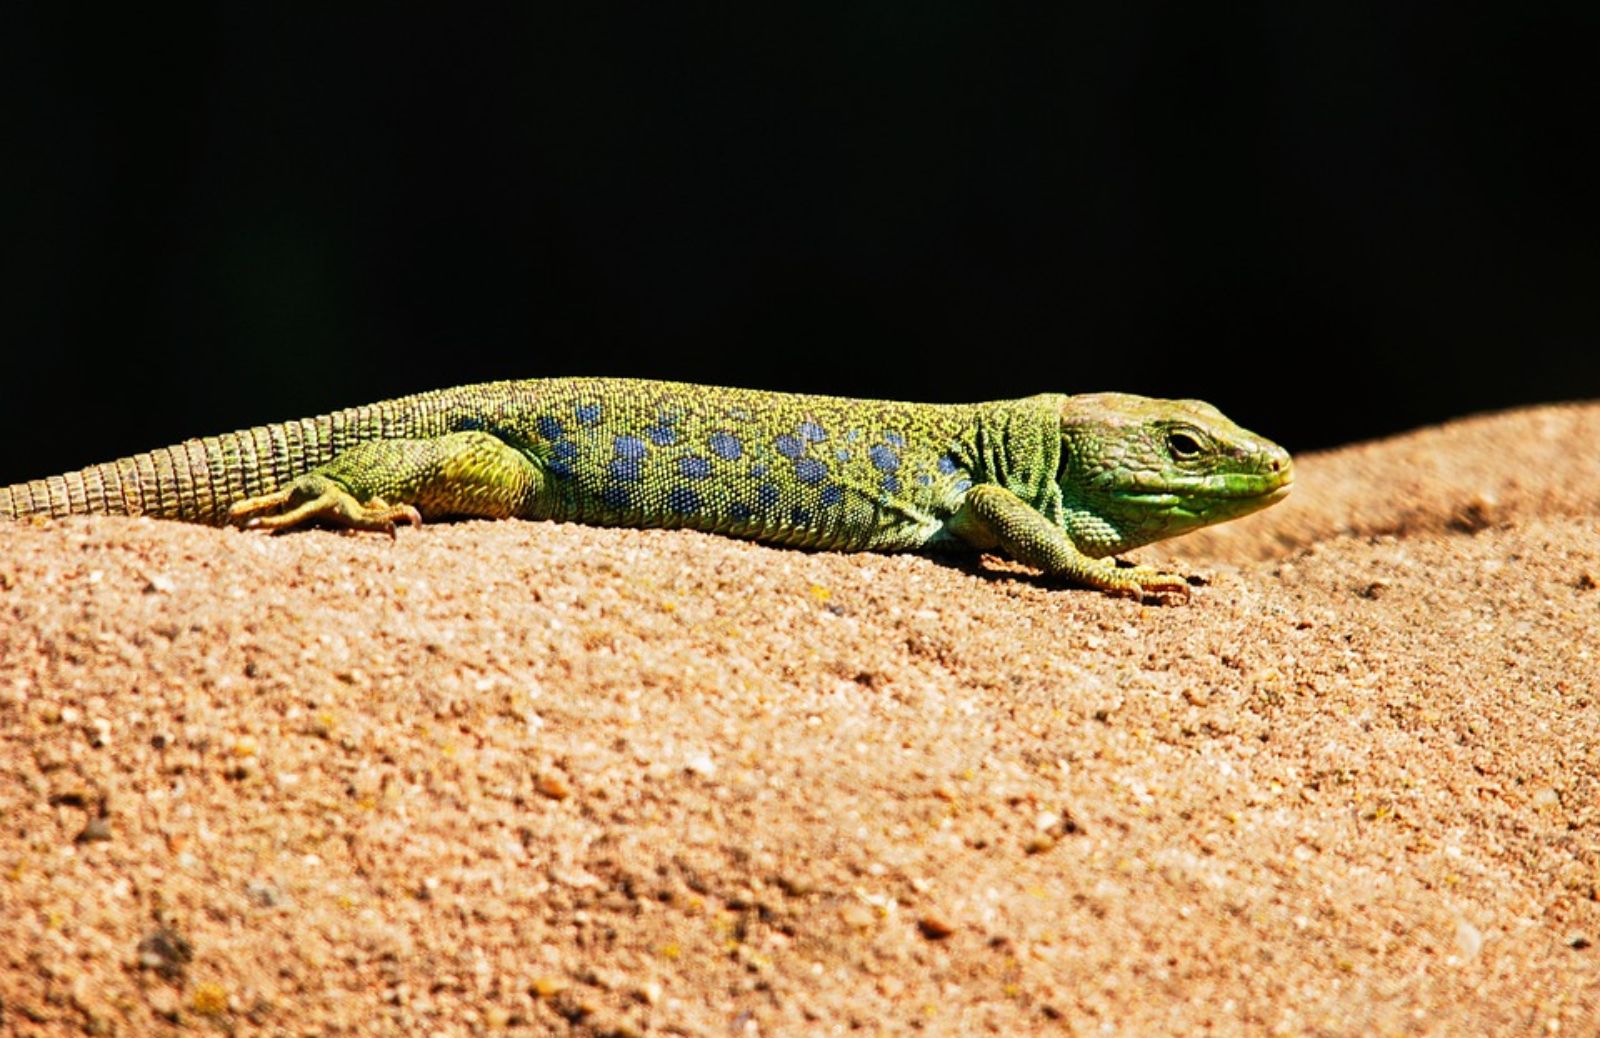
[1166,431,1204,459]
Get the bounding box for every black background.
[5,6,1597,480]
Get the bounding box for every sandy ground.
[2,403,1598,1037]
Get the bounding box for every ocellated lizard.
[0,378,1292,599]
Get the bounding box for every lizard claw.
[228,487,296,527]
[378,505,423,539]
[1103,563,1192,604]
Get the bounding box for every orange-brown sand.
[3,404,1597,1036]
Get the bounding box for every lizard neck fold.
[955,395,1067,523]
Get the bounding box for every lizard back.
[0,378,1048,552]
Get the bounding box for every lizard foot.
[1100,563,1193,605]
[228,481,422,537]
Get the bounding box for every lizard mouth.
[1204,459,1294,501]
[1123,471,1293,504]
[1114,471,1293,523]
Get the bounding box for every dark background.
[5,6,1597,480]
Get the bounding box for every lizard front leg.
[948,484,1190,602]
[229,431,544,534]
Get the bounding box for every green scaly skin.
[0,378,1293,600]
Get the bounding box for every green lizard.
[0,378,1292,599]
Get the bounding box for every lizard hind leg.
[228,431,543,535]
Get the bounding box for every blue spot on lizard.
[647,420,677,447]
[709,431,742,461]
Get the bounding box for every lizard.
[0,377,1292,600]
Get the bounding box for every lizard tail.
[0,420,347,527]
[0,385,520,526]
[0,382,549,527]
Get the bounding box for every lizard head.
[1055,393,1294,556]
